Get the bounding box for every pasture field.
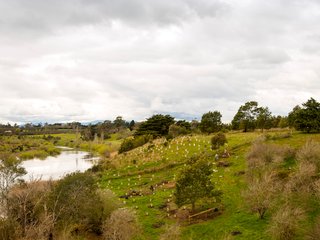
[97,130,320,240]
[3,130,320,239]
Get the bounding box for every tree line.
[1,97,319,139]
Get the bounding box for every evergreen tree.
[293,98,320,133]
[199,111,222,134]
[134,114,174,137]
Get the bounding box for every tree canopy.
[134,114,175,137]
[231,101,259,132]
[288,98,320,133]
[199,111,222,134]
[175,156,221,212]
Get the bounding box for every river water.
[21,148,99,181]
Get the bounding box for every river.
[21,147,99,181]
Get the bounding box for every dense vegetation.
[1,97,320,239]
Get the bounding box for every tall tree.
[288,105,302,129]
[293,98,320,133]
[232,101,259,132]
[256,107,273,132]
[113,116,126,131]
[199,111,222,134]
[134,114,174,137]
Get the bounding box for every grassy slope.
[98,132,261,239]
[98,130,320,240]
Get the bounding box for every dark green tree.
[232,101,259,132]
[176,120,191,130]
[134,114,174,137]
[288,105,301,129]
[48,172,108,234]
[128,120,135,131]
[293,98,320,133]
[175,157,221,212]
[113,116,126,131]
[199,111,222,134]
[256,107,273,132]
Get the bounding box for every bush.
[159,224,181,240]
[211,133,227,150]
[103,208,139,240]
[48,172,110,235]
[246,141,294,169]
[267,205,305,240]
[168,124,190,138]
[119,135,152,153]
[243,171,279,219]
[0,218,19,240]
[296,140,320,171]
[285,161,317,195]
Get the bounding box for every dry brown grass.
[267,205,305,240]
[159,224,181,240]
[296,140,320,171]
[285,161,317,195]
[246,141,294,169]
[307,216,320,240]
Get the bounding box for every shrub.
[0,218,20,240]
[296,140,320,171]
[119,135,152,153]
[103,208,139,240]
[48,172,109,235]
[168,124,190,138]
[211,133,227,150]
[243,171,279,219]
[159,224,181,240]
[285,161,317,195]
[246,141,294,169]
[267,205,305,240]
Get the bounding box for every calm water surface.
[22,149,99,181]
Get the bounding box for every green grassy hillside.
[97,130,320,239]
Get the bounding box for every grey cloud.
[1,0,320,123]
[0,0,226,37]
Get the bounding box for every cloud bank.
[0,0,320,123]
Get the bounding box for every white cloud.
[0,0,320,123]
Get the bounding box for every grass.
[3,130,320,239]
[97,130,320,239]
[97,132,263,239]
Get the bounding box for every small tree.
[199,111,222,134]
[0,153,26,215]
[243,171,279,219]
[175,157,221,212]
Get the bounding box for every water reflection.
[22,150,99,181]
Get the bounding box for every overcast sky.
[0,0,319,124]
